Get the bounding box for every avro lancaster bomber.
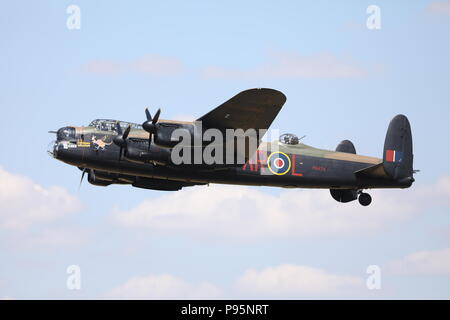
[49,88,414,206]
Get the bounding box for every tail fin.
[383,114,414,185]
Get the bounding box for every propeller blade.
[79,168,87,190]
[123,125,131,140]
[145,108,152,121]
[114,125,131,161]
[143,108,161,150]
[121,125,131,159]
[153,108,161,124]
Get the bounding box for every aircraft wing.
[197,88,286,164]
[197,88,286,132]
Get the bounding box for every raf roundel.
[267,152,291,175]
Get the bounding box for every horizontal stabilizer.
[354,163,389,179]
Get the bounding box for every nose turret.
[47,140,57,158]
[56,126,76,141]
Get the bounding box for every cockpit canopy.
[279,133,299,145]
[88,119,142,132]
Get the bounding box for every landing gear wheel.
[358,193,372,206]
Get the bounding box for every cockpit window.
[279,133,299,145]
[88,119,142,132]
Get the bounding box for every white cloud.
[82,51,368,79]
[427,2,450,15]
[83,54,184,76]
[131,54,184,75]
[113,175,450,240]
[106,274,222,299]
[82,60,123,75]
[236,264,363,298]
[202,50,367,79]
[17,227,91,248]
[113,184,420,240]
[106,264,364,299]
[0,167,82,230]
[385,248,450,275]
[430,175,450,199]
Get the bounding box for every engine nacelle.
[330,189,358,203]
[88,171,112,186]
[125,146,173,165]
[87,170,133,186]
[153,123,191,148]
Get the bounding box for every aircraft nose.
[52,141,66,160]
[47,140,57,158]
[52,140,84,165]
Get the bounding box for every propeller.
[79,168,87,190]
[142,108,161,150]
[113,124,132,160]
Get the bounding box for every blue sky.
[1,0,450,299]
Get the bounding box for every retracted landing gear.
[358,191,372,206]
